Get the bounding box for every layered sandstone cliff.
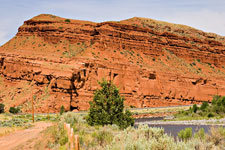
[0,14,225,112]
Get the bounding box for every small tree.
[86,79,134,129]
[65,19,71,23]
[200,102,209,111]
[0,103,4,113]
[192,104,198,113]
[60,105,65,115]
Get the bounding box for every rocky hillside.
[0,14,225,112]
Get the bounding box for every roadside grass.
[2,112,224,149]
[0,113,58,123]
[172,109,224,121]
[39,112,225,150]
[32,125,57,150]
[0,127,24,137]
[172,96,225,121]
[130,105,191,115]
[172,113,214,121]
[0,113,58,136]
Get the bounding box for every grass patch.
[45,112,225,150]
[173,95,225,121]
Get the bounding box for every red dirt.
[0,14,225,112]
[0,122,52,150]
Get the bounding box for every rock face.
[0,14,225,112]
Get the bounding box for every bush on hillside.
[65,19,70,22]
[86,79,134,129]
[9,107,20,114]
[0,103,4,113]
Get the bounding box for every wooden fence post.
[74,135,79,150]
[64,123,66,130]
[66,124,70,137]
[70,128,74,150]
[64,123,79,150]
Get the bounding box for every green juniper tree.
[0,103,4,113]
[86,79,134,129]
[60,105,65,115]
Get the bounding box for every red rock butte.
[0,14,225,112]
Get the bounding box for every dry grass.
[121,17,225,42]
[130,105,191,115]
[0,127,23,137]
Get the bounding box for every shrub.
[178,128,192,141]
[105,125,193,150]
[52,125,68,146]
[207,113,214,118]
[65,19,71,22]
[194,128,205,139]
[130,105,136,108]
[175,96,225,120]
[86,79,134,129]
[9,107,20,114]
[192,104,198,113]
[60,105,65,115]
[94,130,113,146]
[211,95,225,114]
[59,112,79,127]
[200,102,209,111]
[0,118,30,127]
[212,95,220,104]
[207,127,225,146]
[0,103,4,113]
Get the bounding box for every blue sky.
[0,0,225,45]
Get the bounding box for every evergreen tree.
[60,105,65,115]
[86,79,134,129]
[200,102,209,111]
[192,104,198,113]
[0,103,4,113]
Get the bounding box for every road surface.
[0,122,52,150]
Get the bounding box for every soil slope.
[0,14,225,112]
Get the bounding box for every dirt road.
[0,122,52,150]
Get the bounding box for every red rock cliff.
[0,14,225,112]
